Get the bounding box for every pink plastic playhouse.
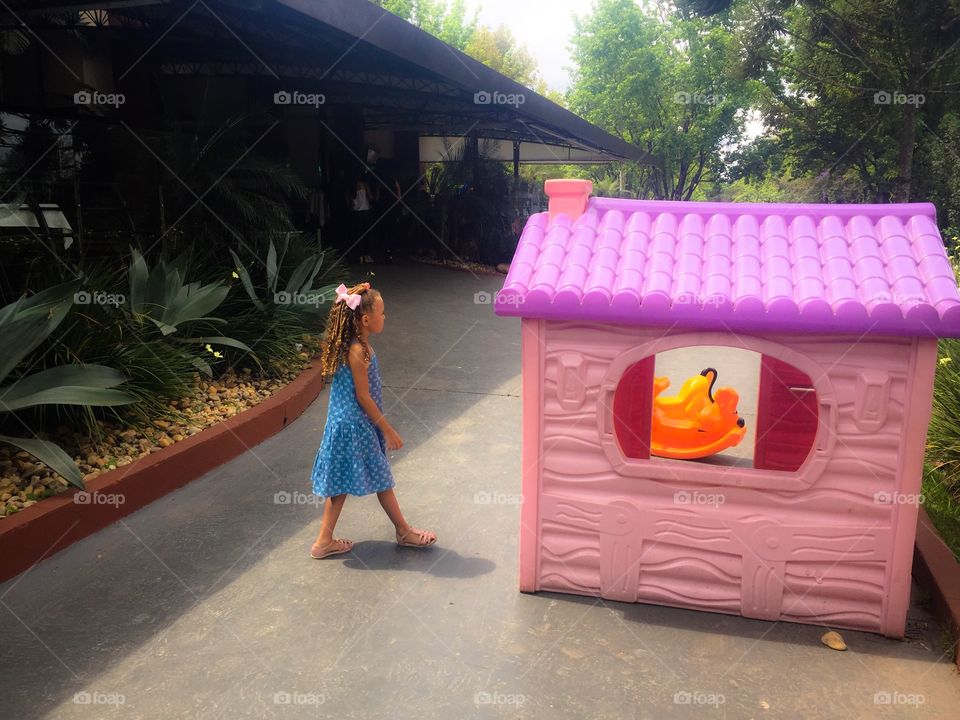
[494,179,960,637]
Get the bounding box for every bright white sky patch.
[460,1,768,138]
[462,0,583,92]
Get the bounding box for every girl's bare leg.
[377,488,436,545]
[313,494,350,550]
[375,488,407,530]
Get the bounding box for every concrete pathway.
[1,260,958,719]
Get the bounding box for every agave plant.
[228,235,344,316]
[0,279,137,489]
[125,248,255,376]
[218,236,347,374]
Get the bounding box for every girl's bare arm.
[348,344,393,433]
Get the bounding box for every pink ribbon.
[335,283,362,310]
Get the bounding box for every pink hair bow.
[334,283,362,310]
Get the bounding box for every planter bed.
[912,506,960,669]
[0,357,327,584]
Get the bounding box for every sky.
[461,0,583,92]
[461,0,766,141]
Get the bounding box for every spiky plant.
[123,247,255,377]
[0,280,137,488]
[222,235,348,373]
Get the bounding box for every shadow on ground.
[0,261,514,719]
[1,260,957,720]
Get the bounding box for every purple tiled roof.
[494,197,960,337]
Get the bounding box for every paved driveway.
[1,260,958,719]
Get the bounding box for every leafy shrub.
[0,280,136,487]
[220,235,347,373]
[123,247,254,377]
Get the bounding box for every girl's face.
[363,295,385,334]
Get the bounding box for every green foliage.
[421,139,516,264]
[917,239,960,556]
[926,252,960,516]
[104,338,201,416]
[919,113,960,234]
[374,0,414,19]
[943,226,960,257]
[127,248,229,335]
[0,28,30,56]
[928,338,960,503]
[0,280,137,488]
[465,25,542,89]
[722,0,960,203]
[96,116,309,258]
[220,306,315,377]
[27,257,201,433]
[697,166,874,204]
[0,117,67,188]
[227,235,341,316]
[0,238,337,488]
[370,0,478,49]
[568,0,758,200]
[921,465,960,561]
[436,0,477,50]
[223,235,346,373]
[124,248,254,377]
[371,0,545,90]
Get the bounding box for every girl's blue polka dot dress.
[311,340,396,498]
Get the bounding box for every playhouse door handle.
[601,388,615,435]
[816,399,836,454]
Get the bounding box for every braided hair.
[318,282,380,380]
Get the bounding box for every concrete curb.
[0,359,327,584]
[912,506,960,668]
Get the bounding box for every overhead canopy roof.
[419,137,629,165]
[7,0,656,166]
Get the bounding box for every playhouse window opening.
[612,346,819,472]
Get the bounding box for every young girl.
[309,281,437,559]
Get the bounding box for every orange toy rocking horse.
[650,368,746,460]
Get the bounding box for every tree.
[680,0,960,202]
[464,24,543,90]
[373,1,548,89]
[370,0,478,50]
[568,0,757,200]
[920,111,960,242]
